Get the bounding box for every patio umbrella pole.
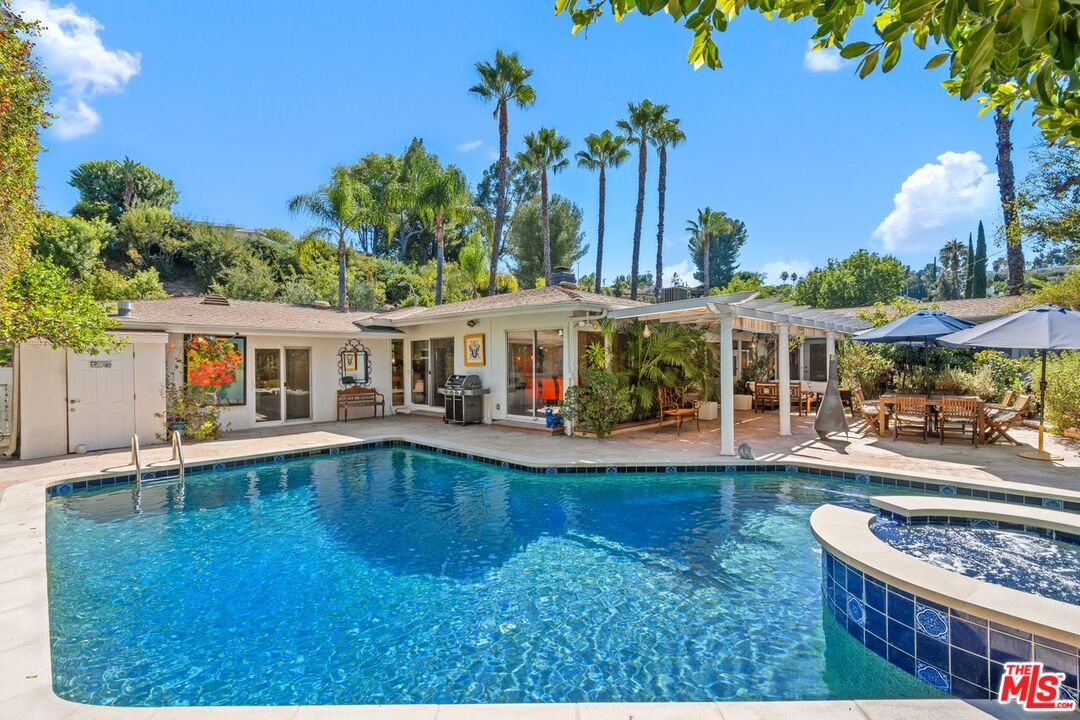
[1018,349,1063,461]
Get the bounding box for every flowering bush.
[186,336,242,389]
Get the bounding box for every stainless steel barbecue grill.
[439,374,489,425]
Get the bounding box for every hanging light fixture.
[642,324,652,338]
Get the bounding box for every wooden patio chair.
[790,382,807,416]
[657,387,701,436]
[986,390,1015,411]
[753,382,780,413]
[937,396,980,446]
[983,394,1031,446]
[892,394,930,443]
[852,388,882,433]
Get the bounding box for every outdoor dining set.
[852,389,1030,446]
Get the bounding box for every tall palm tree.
[576,130,630,294]
[939,238,966,300]
[415,164,473,305]
[288,165,362,310]
[469,50,536,295]
[686,207,722,293]
[994,108,1024,295]
[650,115,685,298]
[618,99,667,300]
[517,127,570,285]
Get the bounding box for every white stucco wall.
[165,333,393,432]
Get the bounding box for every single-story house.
[11,284,865,460]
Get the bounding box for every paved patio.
[3,410,1076,494]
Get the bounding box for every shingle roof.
[373,285,645,324]
[831,296,1024,324]
[114,296,390,335]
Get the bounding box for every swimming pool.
[46,447,938,706]
[872,517,1080,605]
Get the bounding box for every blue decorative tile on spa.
[916,662,951,694]
[970,518,998,530]
[1043,498,1065,510]
[846,595,866,627]
[939,485,957,495]
[915,603,949,641]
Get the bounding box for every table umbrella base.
[1018,448,1064,462]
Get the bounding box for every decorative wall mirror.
[338,338,371,387]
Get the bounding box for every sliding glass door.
[506,330,564,418]
[255,347,310,422]
[410,338,455,406]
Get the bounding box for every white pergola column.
[563,321,576,436]
[719,315,735,456]
[826,330,837,367]
[777,322,792,436]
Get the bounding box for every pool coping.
[811,503,1080,649]
[0,434,1042,719]
[871,495,1080,540]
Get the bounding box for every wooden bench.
[337,386,385,421]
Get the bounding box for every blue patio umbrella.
[852,310,975,393]
[938,304,1080,461]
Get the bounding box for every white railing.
[130,434,143,485]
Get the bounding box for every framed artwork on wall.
[464,333,485,367]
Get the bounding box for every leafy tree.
[115,207,187,275]
[715,270,777,296]
[88,267,169,301]
[964,233,975,298]
[1030,266,1080,308]
[505,195,588,289]
[576,130,630,294]
[555,0,1080,144]
[288,166,363,310]
[618,99,666,299]
[2,258,119,352]
[687,209,745,290]
[415,163,473,304]
[517,127,571,284]
[33,213,112,278]
[651,114,685,298]
[469,50,536,294]
[348,151,405,256]
[974,221,988,297]
[209,254,279,301]
[69,158,179,223]
[792,250,906,308]
[475,158,538,243]
[1020,143,1080,266]
[457,233,490,299]
[1,6,113,352]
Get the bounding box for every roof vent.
[312,300,331,309]
[116,300,133,317]
[200,293,230,306]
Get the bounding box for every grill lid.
[444,374,483,389]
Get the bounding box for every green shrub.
[561,368,632,438]
[973,349,1021,401]
[87,267,169,301]
[1045,351,1080,433]
[838,341,893,397]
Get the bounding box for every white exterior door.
[67,346,135,452]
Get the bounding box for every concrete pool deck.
[2,412,1078,719]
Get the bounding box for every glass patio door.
[506,330,564,418]
[410,339,454,406]
[255,348,310,422]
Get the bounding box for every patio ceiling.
[604,292,868,334]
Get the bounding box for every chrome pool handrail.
[170,430,185,481]
[130,433,142,485]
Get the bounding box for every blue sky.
[20,0,1041,286]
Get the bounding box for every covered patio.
[601,293,867,455]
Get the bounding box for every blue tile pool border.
[823,549,1080,702]
[42,439,1080,514]
[876,509,1080,547]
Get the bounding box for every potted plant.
[733,357,767,411]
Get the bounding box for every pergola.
[603,292,868,455]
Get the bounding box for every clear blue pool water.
[47,448,937,706]
[872,517,1080,605]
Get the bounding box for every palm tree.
[415,163,473,305]
[469,50,536,295]
[780,270,790,283]
[576,130,630,294]
[516,127,570,285]
[939,238,966,300]
[618,99,667,300]
[994,108,1024,295]
[458,233,489,299]
[686,207,722,293]
[650,115,685,298]
[288,166,362,310]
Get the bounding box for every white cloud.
[456,139,483,153]
[759,260,813,285]
[873,151,998,251]
[804,41,843,72]
[663,259,693,287]
[13,0,140,139]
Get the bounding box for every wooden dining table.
[875,395,987,439]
